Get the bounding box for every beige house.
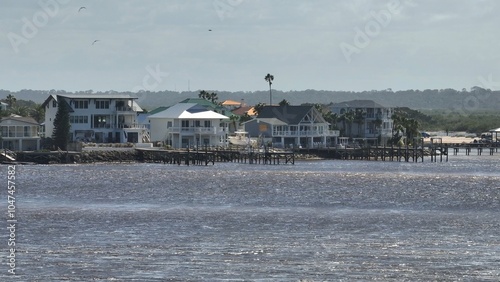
[0,116,41,151]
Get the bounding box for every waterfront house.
[148,103,229,148]
[43,94,149,143]
[243,105,339,148]
[330,100,393,145]
[0,115,41,151]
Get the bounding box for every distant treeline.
[1,87,499,111]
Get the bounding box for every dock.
[136,148,295,165]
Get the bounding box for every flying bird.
[208,29,212,31]
[78,6,86,12]
[92,40,99,45]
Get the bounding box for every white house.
[43,94,149,143]
[148,103,229,148]
[0,115,41,151]
[330,100,393,145]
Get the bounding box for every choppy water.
[2,154,500,281]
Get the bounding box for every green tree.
[30,104,45,123]
[5,94,16,107]
[278,99,290,106]
[229,114,240,131]
[353,109,366,137]
[9,106,29,117]
[198,90,219,104]
[253,102,265,116]
[52,96,71,150]
[340,109,355,138]
[264,73,274,105]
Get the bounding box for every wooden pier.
[136,148,295,165]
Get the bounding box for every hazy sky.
[1,0,500,93]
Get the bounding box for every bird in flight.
[78,6,86,12]
[92,40,99,45]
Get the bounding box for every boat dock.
[136,148,295,165]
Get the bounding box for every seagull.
[92,40,99,45]
[208,29,212,31]
[78,6,86,12]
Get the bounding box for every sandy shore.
[424,136,476,144]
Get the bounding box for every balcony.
[167,127,227,135]
[118,123,149,129]
[272,130,339,137]
[116,106,135,113]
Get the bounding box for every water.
[2,154,500,281]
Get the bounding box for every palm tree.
[264,73,274,105]
[5,94,16,108]
[229,114,240,132]
[10,106,29,117]
[30,104,45,123]
[340,109,355,138]
[278,99,290,106]
[253,102,265,116]
[353,109,366,137]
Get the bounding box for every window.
[74,100,88,109]
[70,116,89,124]
[181,120,189,128]
[204,120,211,127]
[96,100,110,109]
[52,100,57,107]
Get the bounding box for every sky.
[1,0,500,93]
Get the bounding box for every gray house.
[243,105,339,148]
[330,100,393,145]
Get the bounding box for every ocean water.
[2,153,500,281]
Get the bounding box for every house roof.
[232,106,256,116]
[257,105,316,124]
[148,103,229,120]
[1,116,39,125]
[330,100,387,108]
[42,94,138,108]
[222,99,241,106]
[147,106,170,115]
[253,118,287,126]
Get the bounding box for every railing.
[3,132,39,138]
[118,123,149,129]
[272,130,340,137]
[364,129,392,136]
[167,127,226,135]
[116,106,134,112]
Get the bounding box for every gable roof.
[42,93,138,108]
[148,103,229,120]
[1,116,39,125]
[232,106,256,116]
[222,99,241,106]
[330,100,387,108]
[147,106,170,115]
[257,105,317,124]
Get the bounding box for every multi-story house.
[243,105,339,148]
[43,94,149,143]
[148,103,229,148]
[330,100,393,145]
[0,115,41,151]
